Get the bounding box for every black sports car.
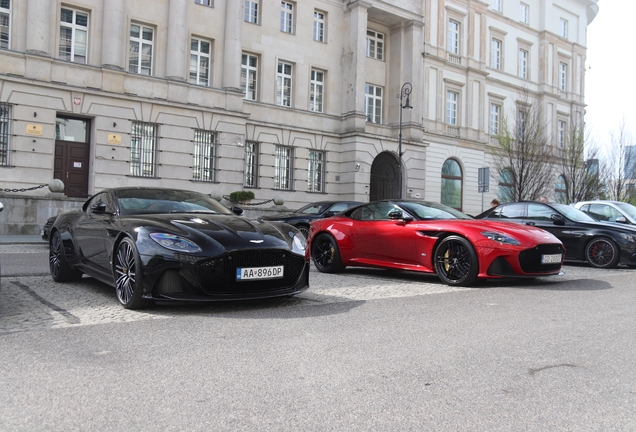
[475,201,636,268]
[48,187,310,309]
[259,201,363,238]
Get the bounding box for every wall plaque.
[107,134,122,144]
[26,124,43,136]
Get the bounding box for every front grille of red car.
[518,244,564,273]
[194,249,306,295]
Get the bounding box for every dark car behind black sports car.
[41,215,57,241]
[48,187,310,309]
[258,200,363,238]
[475,201,636,268]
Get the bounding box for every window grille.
[130,121,157,177]
[192,130,215,182]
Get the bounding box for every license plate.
[236,266,284,281]
[541,254,562,264]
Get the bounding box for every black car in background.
[475,201,636,269]
[41,215,57,241]
[49,187,310,309]
[259,201,363,238]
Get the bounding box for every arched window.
[555,175,567,203]
[498,169,514,202]
[441,159,462,210]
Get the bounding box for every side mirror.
[615,216,627,224]
[90,202,108,214]
[231,206,244,216]
[388,209,403,220]
[550,213,566,226]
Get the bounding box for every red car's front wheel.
[311,233,345,273]
[434,235,479,286]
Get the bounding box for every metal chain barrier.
[0,184,48,193]
[222,196,274,206]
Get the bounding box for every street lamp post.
[397,82,413,199]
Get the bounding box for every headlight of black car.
[290,231,307,255]
[149,233,202,253]
[619,233,636,243]
[481,231,521,246]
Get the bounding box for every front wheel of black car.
[297,225,310,239]
[114,237,151,309]
[50,231,83,282]
[311,233,345,273]
[585,237,620,269]
[434,235,479,286]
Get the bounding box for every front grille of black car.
[194,249,306,295]
[518,244,564,273]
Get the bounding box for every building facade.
[0,0,599,216]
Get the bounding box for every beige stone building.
[0,0,599,223]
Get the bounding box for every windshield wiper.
[170,209,218,214]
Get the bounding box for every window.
[365,84,382,124]
[498,169,514,202]
[308,150,325,192]
[560,18,568,38]
[1,0,11,49]
[0,103,9,166]
[190,38,210,86]
[241,53,258,100]
[280,1,293,34]
[441,159,462,210]
[313,10,325,42]
[244,140,259,187]
[366,30,384,60]
[192,130,215,182]
[558,120,566,148]
[130,121,157,177]
[520,3,529,24]
[517,110,527,140]
[276,61,293,107]
[195,0,211,5]
[491,38,501,70]
[274,145,293,190]
[518,49,528,79]
[446,91,458,125]
[59,8,88,63]
[555,175,567,203]
[448,20,460,55]
[129,24,153,75]
[490,103,501,135]
[492,0,502,12]
[245,1,258,24]
[310,69,324,112]
[559,62,568,91]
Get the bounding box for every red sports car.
[308,200,564,286]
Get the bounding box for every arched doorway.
[370,151,400,201]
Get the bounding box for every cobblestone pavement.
[1,244,632,334]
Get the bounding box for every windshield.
[116,189,232,216]
[296,203,331,215]
[615,202,636,219]
[400,201,472,220]
[551,203,596,222]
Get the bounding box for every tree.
[601,119,636,202]
[558,123,604,204]
[491,93,555,202]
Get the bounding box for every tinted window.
[526,203,554,221]
[351,203,401,221]
[298,203,330,215]
[551,203,595,222]
[401,201,471,220]
[116,189,231,216]
[494,203,525,219]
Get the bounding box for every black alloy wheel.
[114,237,151,309]
[49,231,83,282]
[434,235,479,286]
[311,233,345,273]
[585,237,620,269]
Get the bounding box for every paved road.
[1,244,635,430]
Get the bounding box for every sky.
[584,1,635,145]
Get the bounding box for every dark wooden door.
[370,152,400,201]
[54,117,90,198]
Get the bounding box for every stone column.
[342,1,370,131]
[25,0,51,56]
[222,0,243,90]
[166,0,188,81]
[102,0,125,70]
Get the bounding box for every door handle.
[525,222,535,226]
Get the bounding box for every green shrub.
[229,190,255,202]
